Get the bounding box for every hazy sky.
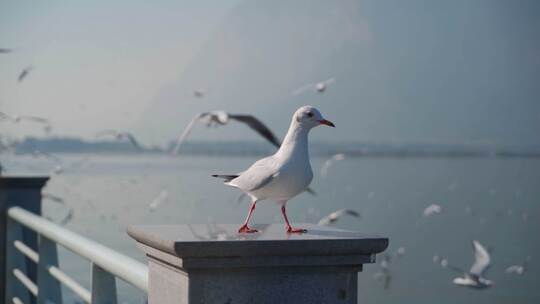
[1,1,539,147]
[0,0,240,142]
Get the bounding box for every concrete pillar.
[1,176,49,303]
[128,223,388,304]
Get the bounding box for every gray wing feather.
[228,114,281,148]
[123,133,142,150]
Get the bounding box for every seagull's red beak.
[318,119,335,127]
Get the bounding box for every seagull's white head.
[294,105,335,129]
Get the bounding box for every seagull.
[373,254,392,290]
[96,130,143,150]
[0,48,14,54]
[423,204,442,217]
[172,111,281,155]
[292,78,336,95]
[0,111,50,124]
[373,246,405,290]
[317,209,360,226]
[505,256,531,275]
[31,150,64,174]
[18,66,33,82]
[320,153,346,177]
[439,240,494,289]
[42,192,74,226]
[0,112,52,133]
[149,189,169,212]
[212,105,335,233]
[193,90,205,98]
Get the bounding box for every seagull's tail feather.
[211,174,239,183]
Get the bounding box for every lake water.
[2,154,539,303]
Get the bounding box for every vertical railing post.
[1,176,49,303]
[91,264,117,304]
[37,236,62,304]
[5,217,31,304]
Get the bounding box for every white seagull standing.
[212,106,335,233]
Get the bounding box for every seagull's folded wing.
[227,156,279,192]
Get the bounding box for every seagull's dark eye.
[307,112,314,118]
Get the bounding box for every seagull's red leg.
[238,200,258,233]
[281,203,307,233]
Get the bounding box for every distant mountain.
[6,137,539,158]
[141,0,540,146]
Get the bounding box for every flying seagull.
[318,209,360,226]
[0,112,52,134]
[32,150,64,174]
[18,66,33,82]
[373,254,392,290]
[0,48,14,54]
[373,247,405,290]
[505,256,531,275]
[193,90,205,98]
[149,189,169,212]
[438,240,494,289]
[212,105,335,233]
[292,78,336,95]
[96,130,143,150]
[423,204,442,217]
[172,111,281,155]
[320,153,346,177]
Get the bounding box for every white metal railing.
[5,206,148,304]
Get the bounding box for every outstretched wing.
[172,113,207,155]
[228,114,281,148]
[122,133,143,150]
[470,240,491,276]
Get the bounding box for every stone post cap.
[128,224,388,262]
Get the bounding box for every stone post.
[0,176,49,303]
[128,223,388,304]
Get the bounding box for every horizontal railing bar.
[13,239,92,302]
[14,241,38,263]
[12,297,24,304]
[49,265,92,303]
[8,207,148,292]
[13,268,38,296]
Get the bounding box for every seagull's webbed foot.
[238,224,258,233]
[286,226,307,233]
